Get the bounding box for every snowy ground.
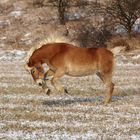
[0,49,140,140]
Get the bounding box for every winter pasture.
[0,49,140,140]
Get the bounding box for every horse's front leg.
[51,69,68,94]
[41,69,54,95]
[44,69,54,78]
[42,80,51,95]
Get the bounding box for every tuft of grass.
[106,35,140,50]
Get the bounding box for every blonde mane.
[25,33,77,64]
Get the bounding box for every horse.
[25,40,116,104]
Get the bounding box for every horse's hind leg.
[105,79,114,104]
[97,72,114,104]
[96,72,104,82]
[51,69,67,94]
[104,76,114,104]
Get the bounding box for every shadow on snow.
[42,95,123,107]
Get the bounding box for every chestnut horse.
[25,42,115,104]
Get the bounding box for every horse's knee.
[106,82,114,93]
[111,82,114,90]
[51,78,54,85]
[109,82,114,93]
[51,77,63,91]
[45,69,54,76]
[44,69,54,80]
[51,77,57,85]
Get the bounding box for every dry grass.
[0,50,140,139]
[106,35,140,50]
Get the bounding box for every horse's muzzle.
[36,79,44,86]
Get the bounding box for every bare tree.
[33,0,44,7]
[104,0,140,36]
[57,0,69,25]
[76,22,112,48]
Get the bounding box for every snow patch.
[24,32,32,37]
[9,10,22,17]
[0,50,26,61]
[116,62,140,67]
[0,37,7,40]
[132,55,140,59]
[0,130,98,140]
[0,20,10,27]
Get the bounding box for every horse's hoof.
[64,89,68,94]
[104,99,111,105]
[45,88,51,95]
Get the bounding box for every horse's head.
[31,65,45,86]
[25,64,45,86]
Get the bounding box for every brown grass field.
[0,50,140,139]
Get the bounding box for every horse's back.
[45,43,113,76]
[45,43,114,70]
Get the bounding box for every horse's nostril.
[39,83,42,86]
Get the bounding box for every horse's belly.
[67,71,94,77]
[66,65,97,77]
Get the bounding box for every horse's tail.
[109,46,126,56]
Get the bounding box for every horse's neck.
[30,46,52,65]
[28,51,43,66]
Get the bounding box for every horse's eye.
[32,70,35,74]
